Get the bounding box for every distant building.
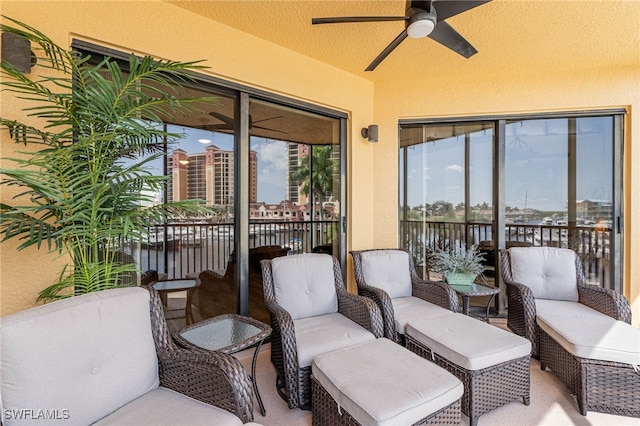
[287,143,309,205]
[167,146,257,205]
[576,199,612,220]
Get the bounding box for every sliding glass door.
[399,112,624,301]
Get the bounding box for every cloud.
[446,164,464,173]
[254,140,288,174]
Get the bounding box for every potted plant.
[0,17,214,301]
[428,243,486,286]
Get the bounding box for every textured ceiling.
[166,0,640,82]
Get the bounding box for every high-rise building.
[288,143,309,205]
[167,145,257,205]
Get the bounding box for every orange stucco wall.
[0,0,375,314]
[1,1,638,328]
[374,67,640,327]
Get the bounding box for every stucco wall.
[0,0,375,314]
[1,2,637,328]
[373,66,640,327]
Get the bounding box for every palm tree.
[290,145,337,208]
[0,17,214,300]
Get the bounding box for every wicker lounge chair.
[261,253,383,409]
[140,269,159,286]
[350,248,459,344]
[501,246,639,417]
[0,286,259,425]
[352,249,531,425]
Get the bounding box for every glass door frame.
[72,39,349,318]
[399,109,625,314]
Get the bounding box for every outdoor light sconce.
[1,32,37,73]
[361,124,379,143]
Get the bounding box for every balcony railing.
[121,220,337,280]
[401,220,612,287]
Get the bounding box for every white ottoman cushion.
[294,312,376,367]
[536,299,640,366]
[312,339,463,426]
[406,314,531,371]
[391,296,455,335]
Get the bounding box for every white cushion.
[312,338,463,426]
[294,312,376,367]
[0,288,158,426]
[536,299,640,366]
[391,296,455,335]
[359,250,412,298]
[509,247,579,301]
[271,253,338,319]
[406,314,531,371]
[93,387,244,425]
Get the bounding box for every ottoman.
[405,314,531,426]
[311,338,463,426]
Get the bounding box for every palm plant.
[0,17,214,301]
[290,145,337,208]
[290,145,338,244]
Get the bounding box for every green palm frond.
[1,17,217,302]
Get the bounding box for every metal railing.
[122,220,337,280]
[401,220,612,288]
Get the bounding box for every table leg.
[186,288,195,325]
[252,339,266,416]
[485,293,497,323]
[462,295,470,316]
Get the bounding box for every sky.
[143,117,614,213]
[403,117,614,213]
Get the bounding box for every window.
[399,112,624,307]
[74,41,347,323]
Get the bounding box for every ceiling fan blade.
[208,111,234,126]
[202,124,232,131]
[428,20,477,58]
[365,30,408,71]
[433,0,491,21]
[252,115,284,125]
[253,125,287,134]
[312,16,408,25]
[409,1,433,12]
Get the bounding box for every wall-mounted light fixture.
[361,124,379,143]
[1,32,36,73]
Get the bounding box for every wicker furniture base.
[539,328,640,417]
[406,335,530,426]
[311,375,461,426]
[274,366,313,410]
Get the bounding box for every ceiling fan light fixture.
[407,11,437,39]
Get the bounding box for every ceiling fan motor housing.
[407,7,437,39]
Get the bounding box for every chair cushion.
[391,296,454,335]
[271,253,338,319]
[312,338,463,426]
[509,247,579,301]
[294,312,376,367]
[536,299,640,366]
[93,387,245,425]
[359,250,412,298]
[0,288,158,426]
[406,314,531,371]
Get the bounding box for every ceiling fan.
[312,0,491,71]
[205,111,287,134]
